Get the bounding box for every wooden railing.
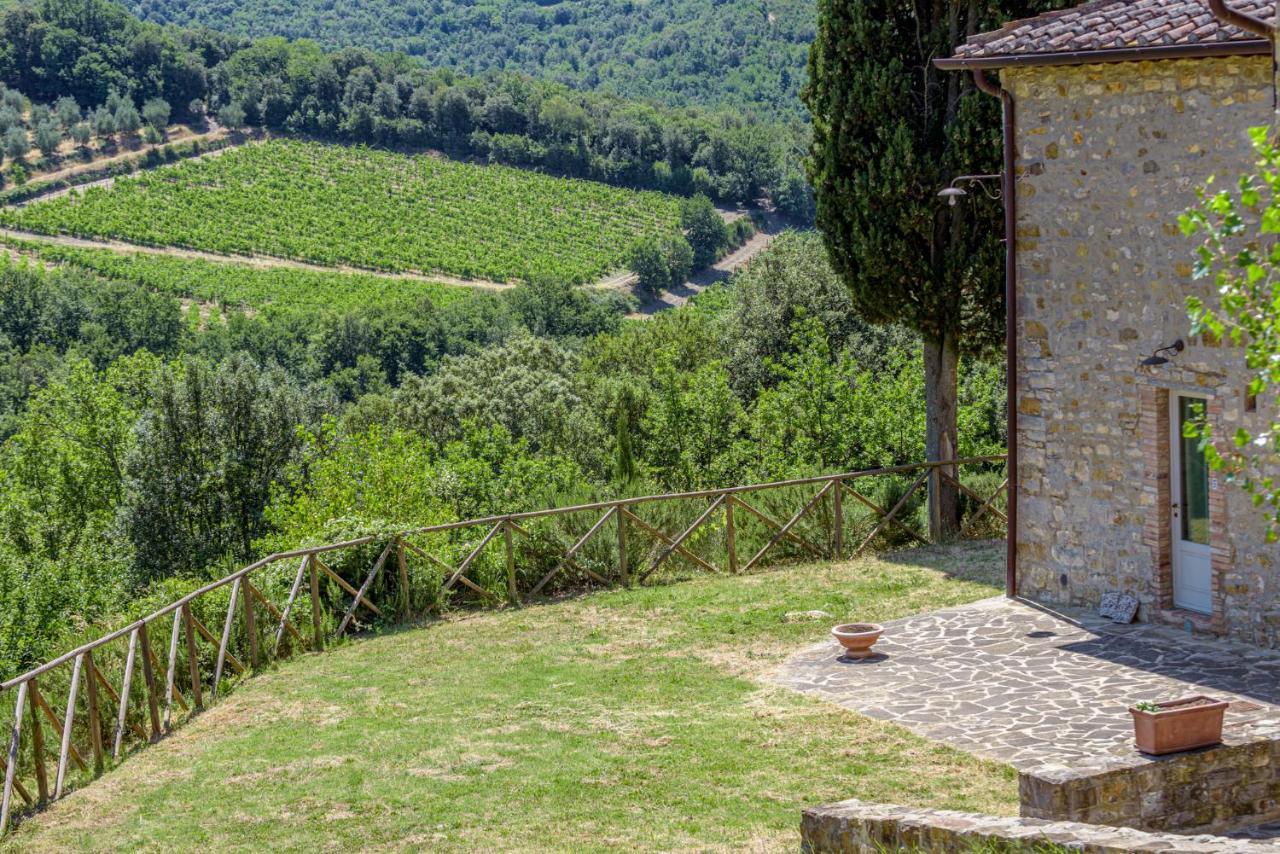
[0,455,1005,834]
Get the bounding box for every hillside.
[0,546,1015,851]
[126,0,816,122]
[1,138,686,283]
[0,1,810,220]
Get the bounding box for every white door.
[1170,394,1212,614]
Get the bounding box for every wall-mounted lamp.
[1140,339,1184,367]
[936,174,1003,206]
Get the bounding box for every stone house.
[936,0,1280,644]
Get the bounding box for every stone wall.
[1006,56,1279,645]
[800,799,1276,853]
[1021,737,1280,835]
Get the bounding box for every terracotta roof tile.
[953,0,1273,59]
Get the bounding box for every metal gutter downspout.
[973,68,1018,599]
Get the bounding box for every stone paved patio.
[774,596,1280,778]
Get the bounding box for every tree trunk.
[924,332,960,540]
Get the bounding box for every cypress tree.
[803,0,1060,535]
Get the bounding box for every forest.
[0,0,812,218]
[122,0,817,123]
[0,233,1006,682]
[0,0,1014,689]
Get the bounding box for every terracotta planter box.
[1129,696,1228,756]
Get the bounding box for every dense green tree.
[217,101,247,129]
[121,354,310,582]
[393,334,603,469]
[629,237,670,299]
[142,96,170,130]
[803,0,1055,533]
[680,194,729,267]
[507,276,621,339]
[640,354,745,489]
[726,231,917,396]
[122,0,815,123]
[750,318,924,474]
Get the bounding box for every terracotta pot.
[1129,695,1228,755]
[831,623,883,660]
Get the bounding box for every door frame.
[1142,384,1226,632]
[1168,392,1213,614]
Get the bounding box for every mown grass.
[3,543,1016,852]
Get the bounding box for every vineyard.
[0,238,468,315]
[0,140,685,283]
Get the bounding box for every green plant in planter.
[1133,701,1161,713]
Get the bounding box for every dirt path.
[618,210,789,318]
[0,227,515,290]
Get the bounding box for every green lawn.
[3,543,1015,852]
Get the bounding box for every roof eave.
[933,37,1270,71]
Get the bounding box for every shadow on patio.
[772,596,1280,776]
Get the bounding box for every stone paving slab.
[773,596,1280,777]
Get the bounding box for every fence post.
[832,477,844,557]
[726,498,737,574]
[617,504,629,586]
[1,681,28,834]
[137,622,162,741]
[241,579,260,670]
[113,629,139,760]
[309,559,324,652]
[396,538,410,620]
[504,521,519,605]
[181,605,203,711]
[27,679,48,805]
[54,654,83,800]
[83,649,104,775]
[212,579,240,700]
[164,611,181,732]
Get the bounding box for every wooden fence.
[0,454,1006,834]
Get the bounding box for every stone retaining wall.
[1020,738,1280,835]
[800,799,1277,853]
